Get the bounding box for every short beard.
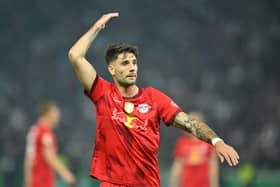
[117,78,136,88]
[119,81,135,88]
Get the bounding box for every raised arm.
[68,12,119,92]
[172,112,239,166]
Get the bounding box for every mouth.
[127,74,137,78]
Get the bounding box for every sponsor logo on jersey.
[112,108,148,131]
[187,144,209,165]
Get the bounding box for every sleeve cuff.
[165,108,182,126]
[84,75,99,98]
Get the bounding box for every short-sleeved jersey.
[26,123,57,187]
[174,135,214,187]
[86,76,182,187]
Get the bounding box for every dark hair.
[105,44,138,64]
[38,101,58,117]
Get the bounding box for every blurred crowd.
[0,0,280,185]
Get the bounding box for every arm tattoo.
[90,28,101,42]
[172,112,218,144]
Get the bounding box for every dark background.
[1,0,280,186]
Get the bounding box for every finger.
[233,152,239,165]
[104,13,119,23]
[105,12,119,18]
[224,153,233,166]
[218,154,224,163]
[110,12,119,17]
[230,148,240,165]
[229,154,238,166]
[234,149,240,160]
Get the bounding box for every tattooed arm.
[172,112,217,144]
[172,112,240,166]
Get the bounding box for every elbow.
[68,49,82,65]
[68,49,77,64]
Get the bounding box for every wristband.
[211,137,223,146]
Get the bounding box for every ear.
[107,64,115,76]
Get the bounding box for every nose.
[129,63,136,72]
[129,68,135,72]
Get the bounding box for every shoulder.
[198,141,213,152]
[174,136,189,153]
[98,75,112,84]
[93,75,113,89]
[144,86,166,96]
[27,124,37,134]
[85,75,113,102]
[27,124,41,137]
[42,132,54,147]
[177,135,189,144]
[39,126,54,140]
[141,87,164,102]
[145,86,160,92]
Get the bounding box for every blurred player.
[23,101,76,187]
[170,112,219,187]
[68,12,239,187]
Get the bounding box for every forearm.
[49,157,70,177]
[69,25,101,61]
[172,112,218,144]
[43,150,71,178]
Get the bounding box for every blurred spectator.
[170,112,219,187]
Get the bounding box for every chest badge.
[137,103,151,113]
[124,102,134,114]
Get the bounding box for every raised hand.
[94,12,119,29]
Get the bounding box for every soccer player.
[68,12,239,187]
[23,102,76,187]
[170,112,219,187]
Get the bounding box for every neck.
[38,118,52,129]
[116,83,139,98]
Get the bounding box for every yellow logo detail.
[189,148,202,165]
[123,114,135,128]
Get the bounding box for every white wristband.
[211,137,223,146]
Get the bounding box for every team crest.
[124,102,134,114]
[137,103,151,113]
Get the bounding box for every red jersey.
[174,135,214,187]
[86,76,181,187]
[26,123,57,187]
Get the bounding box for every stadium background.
[1,0,280,186]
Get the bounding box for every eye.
[133,60,137,65]
[121,60,129,65]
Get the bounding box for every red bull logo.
[112,108,148,131]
